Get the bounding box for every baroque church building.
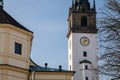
[0,0,99,80]
[67,0,99,80]
[0,0,74,80]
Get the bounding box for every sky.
[3,0,104,69]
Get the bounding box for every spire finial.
[93,0,96,10]
[0,0,3,9]
[72,0,74,7]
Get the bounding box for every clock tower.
[67,0,99,80]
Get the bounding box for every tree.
[98,0,120,79]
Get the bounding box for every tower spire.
[93,0,96,10]
[68,0,98,80]
[0,0,3,9]
[72,0,74,8]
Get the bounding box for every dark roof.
[30,65,69,72]
[0,8,32,33]
[30,59,74,73]
[79,59,91,64]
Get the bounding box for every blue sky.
[4,0,104,69]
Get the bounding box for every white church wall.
[68,33,98,80]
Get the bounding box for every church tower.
[67,0,98,80]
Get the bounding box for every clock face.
[80,37,89,46]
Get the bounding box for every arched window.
[81,16,87,26]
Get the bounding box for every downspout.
[27,70,35,80]
[32,71,35,80]
[28,70,31,80]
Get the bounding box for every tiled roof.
[0,8,32,33]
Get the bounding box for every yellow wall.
[29,72,73,80]
[0,24,33,69]
[0,65,28,80]
[0,65,74,80]
[0,24,74,80]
